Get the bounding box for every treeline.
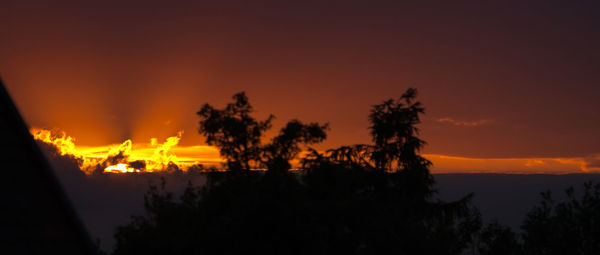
[111,90,600,255]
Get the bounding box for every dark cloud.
[37,141,86,179]
[105,151,129,166]
[129,160,146,170]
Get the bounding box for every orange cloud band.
[31,128,598,174]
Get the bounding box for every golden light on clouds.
[30,127,598,175]
[31,128,220,174]
[425,154,597,174]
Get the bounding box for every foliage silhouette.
[197,92,274,172]
[262,119,328,173]
[521,182,600,255]
[476,221,521,255]
[303,88,435,199]
[465,182,600,255]
[113,89,483,254]
[369,88,429,172]
[197,92,328,173]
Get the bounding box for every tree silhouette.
[521,182,600,255]
[467,181,600,255]
[197,92,273,172]
[369,88,429,171]
[262,119,328,173]
[304,88,434,197]
[306,89,429,174]
[197,92,328,173]
[114,89,482,255]
[477,221,522,255]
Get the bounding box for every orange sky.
[2,1,600,173]
[29,127,600,174]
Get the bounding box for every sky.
[1,0,599,173]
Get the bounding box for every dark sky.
[1,0,599,172]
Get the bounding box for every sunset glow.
[5,2,600,253]
[423,154,597,174]
[105,164,137,174]
[30,128,597,174]
[31,128,221,174]
[3,0,599,177]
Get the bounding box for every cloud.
[425,153,600,174]
[583,154,600,172]
[425,154,588,174]
[37,141,87,179]
[433,117,493,127]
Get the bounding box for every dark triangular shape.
[0,78,96,254]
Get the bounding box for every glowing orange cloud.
[31,128,221,174]
[425,154,594,174]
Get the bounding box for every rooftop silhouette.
[0,78,96,254]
